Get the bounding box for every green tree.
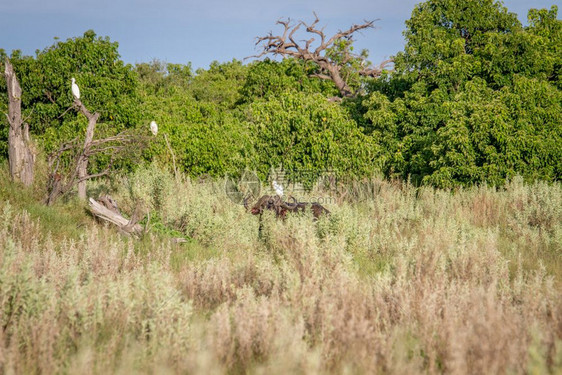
[393,1,560,91]
[189,60,248,108]
[139,75,253,177]
[526,6,562,88]
[135,59,193,95]
[248,91,377,183]
[2,30,141,158]
[394,0,523,91]
[364,1,562,187]
[240,58,339,102]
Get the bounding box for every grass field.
[1,164,561,374]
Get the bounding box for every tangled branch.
[252,13,393,97]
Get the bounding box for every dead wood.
[74,99,100,200]
[252,13,393,97]
[46,99,146,205]
[4,58,36,186]
[88,196,144,236]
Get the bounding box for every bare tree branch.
[359,58,394,77]
[251,14,392,97]
[46,99,148,205]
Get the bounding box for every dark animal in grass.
[248,195,330,220]
[246,194,330,239]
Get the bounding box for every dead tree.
[46,98,145,205]
[46,129,143,205]
[253,13,393,97]
[4,58,36,186]
[74,99,99,200]
[88,195,144,236]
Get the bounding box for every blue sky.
[1,0,559,70]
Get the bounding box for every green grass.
[1,165,561,374]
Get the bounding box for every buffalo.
[246,195,330,220]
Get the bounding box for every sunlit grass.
[1,165,561,374]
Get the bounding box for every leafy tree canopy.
[240,58,339,103]
[2,3,560,189]
[135,59,193,95]
[2,30,141,157]
[364,1,562,187]
[394,1,560,91]
[248,91,377,183]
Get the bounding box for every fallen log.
[88,196,143,236]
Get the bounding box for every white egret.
[150,120,158,136]
[71,77,80,99]
[272,180,284,197]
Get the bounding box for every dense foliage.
[248,91,376,181]
[1,1,561,187]
[1,31,141,153]
[366,1,561,187]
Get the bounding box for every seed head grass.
[1,166,561,374]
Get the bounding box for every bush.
[248,91,378,183]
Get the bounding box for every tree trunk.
[4,58,35,186]
[324,63,353,97]
[75,100,100,200]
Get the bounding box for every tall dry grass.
[1,167,561,374]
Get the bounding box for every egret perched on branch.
[272,180,284,197]
[150,121,158,136]
[71,78,80,100]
